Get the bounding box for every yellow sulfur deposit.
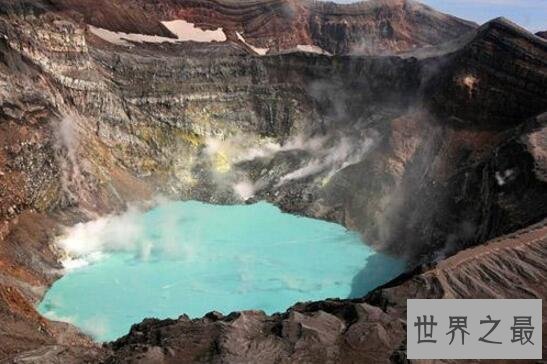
[178,132,203,147]
[213,152,231,173]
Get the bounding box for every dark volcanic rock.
[105,303,406,363]
[425,18,547,128]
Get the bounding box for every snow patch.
[272,44,332,56]
[295,44,332,56]
[495,169,515,186]
[89,26,167,46]
[236,32,269,55]
[89,20,226,46]
[161,20,226,42]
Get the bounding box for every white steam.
[203,134,281,199]
[232,179,256,200]
[278,134,375,185]
[202,131,376,197]
[81,315,109,341]
[59,117,79,166]
[57,201,198,270]
[59,207,144,258]
[204,134,281,163]
[55,116,83,198]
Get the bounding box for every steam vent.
[0,0,545,362]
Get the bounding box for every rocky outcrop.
[106,304,405,364]
[425,18,547,128]
[310,18,547,261]
[0,0,545,362]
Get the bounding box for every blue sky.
[331,0,547,32]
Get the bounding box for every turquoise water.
[38,201,405,342]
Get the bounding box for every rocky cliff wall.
[44,0,477,55]
[0,4,544,266]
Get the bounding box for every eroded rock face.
[0,0,545,361]
[106,302,406,363]
[425,18,547,128]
